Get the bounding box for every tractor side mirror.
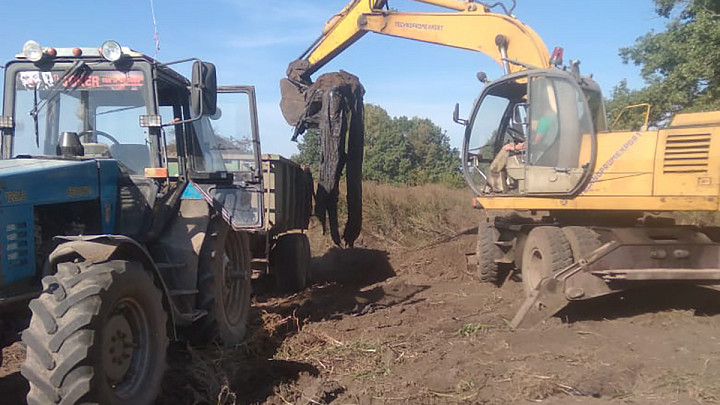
[191,61,217,117]
[453,103,467,126]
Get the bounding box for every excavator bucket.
[279,78,306,127]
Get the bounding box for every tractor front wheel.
[21,260,167,405]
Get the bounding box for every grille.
[663,133,711,174]
[5,221,30,269]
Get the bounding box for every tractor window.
[189,91,257,180]
[12,69,150,173]
[189,116,229,173]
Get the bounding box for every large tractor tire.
[521,226,573,295]
[194,219,252,347]
[562,226,603,261]
[21,260,168,405]
[475,225,503,284]
[271,233,311,293]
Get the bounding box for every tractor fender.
[47,235,178,340]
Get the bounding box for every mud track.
[3,232,720,404]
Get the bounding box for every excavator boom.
[298,0,550,78]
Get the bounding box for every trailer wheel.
[271,233,311,293]
[562,226,603,261]
[195,220,252,347]
[475,225,503,284]
[521,227,573,295]
[21,260,167,405]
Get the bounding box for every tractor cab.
[462,68,606,198]
[0,40,264,286]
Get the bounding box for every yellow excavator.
[281,0,720,327]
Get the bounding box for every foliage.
[293,128,322,168]
[293,104,464,187]
[606,0,720,129]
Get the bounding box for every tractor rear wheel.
[21,260,167,405]
[194,219,252,347]
[271,233,311,293]
[521,227,573,295]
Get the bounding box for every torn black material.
[280,62,365,248]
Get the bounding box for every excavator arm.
[296,0,550,78]
[281,0,552,126]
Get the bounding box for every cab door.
[523,75,596,195]
[463,71,596,198]
[189,86,264,230]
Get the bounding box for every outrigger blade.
[511,278,570,329]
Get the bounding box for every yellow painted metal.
[304,0,549,76]
[670,111,720,128]
[413,0,476,11]
[476,116,720,212]
[360,12,550,72]
[476,195,719,211]
[610,103,651,131]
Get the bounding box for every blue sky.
[0,0,668,157]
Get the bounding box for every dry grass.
[309,182,475,251]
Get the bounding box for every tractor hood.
[0,158,100,206]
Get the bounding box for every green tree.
[607,0,720,128]
[397,116,464,186]
[363,105,415,183]
[292,128,321,172]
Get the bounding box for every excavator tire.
[475,225,503,284]
[272,233,311,293]
[562,226,603,262]
[21,260,167,405]
[521,226,573,295]
[193,217,252,347]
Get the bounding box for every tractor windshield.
[12,68,150,172]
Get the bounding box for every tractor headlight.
[23,40,44,62]
[100,40,123,62]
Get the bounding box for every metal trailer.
[222,153,313,292]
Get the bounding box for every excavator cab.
[463,69,599,198]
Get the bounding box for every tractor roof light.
[100,40,124,62]
[23,40,44,62]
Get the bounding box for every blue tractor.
[0,40,272,404]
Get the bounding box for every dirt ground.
[3,230,720,404]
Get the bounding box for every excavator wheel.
[562,226,603,262]
[475,225,503,284]
[22,260,167,405]
[521,226,573,295]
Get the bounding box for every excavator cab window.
[463,71,596,197]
